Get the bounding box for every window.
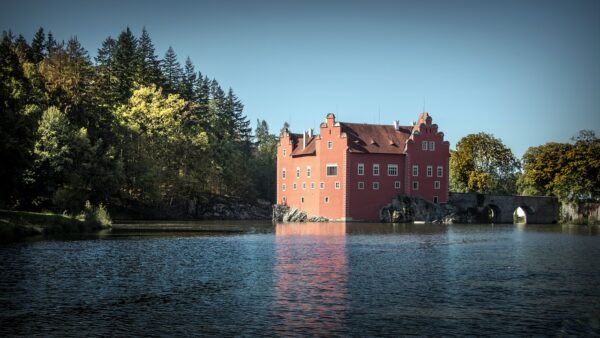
[437,166,443,177]
[283,149,286,157]
[412,165,419,177]
[394,181,401,189]
[306,166,311,177]
[434,181,441,190]
[324,196,330,204]
[358,181,364,189]
[422,141,428,150]
[427,165,433,177]
[302,182,306,190]
[373,182,380,190]
[320,182,325,189]
[301,197,304,203]
[388,164,398,176]
[335,181,340,189]
[413,181,419,190]
[327,141,333,149]
[296,166,300,178]
[326,164,338,176]
[282,168,286,179]
[293,183,297,190]
[373,164,380,176]
[433,196,439,204]
[429,141,435,151]
[310,182,315,189]
[358,163,364,175]
[282,184,286,191]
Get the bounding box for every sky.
[3,0,599,157]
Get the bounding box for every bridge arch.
[513,205,534,224]
[483,204,501,223]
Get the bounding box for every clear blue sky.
[3,0,599,157]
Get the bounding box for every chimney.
[393,120,399,130]
[308,128,313,138]
[303,131,307,149]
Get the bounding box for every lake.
[1,222,599,336]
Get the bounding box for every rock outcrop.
[272,205,329,223]
[380,196,455,223]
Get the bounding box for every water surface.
[1,222,599,336]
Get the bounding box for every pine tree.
[0,32,38,206]
[30,27,46,63]
[181,57,196,101]
[46,31,57,54]
[227,88,252,147]
[136,27,162,87]
[113,27,138,103]
[13,34,32,62]
[93,36,118,108]
[161,46,183,94]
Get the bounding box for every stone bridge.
[448,192,559,224]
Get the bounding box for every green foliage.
[450,132,520,194]
[519,130,600,203]
[80,201,111,228]
[1,27,277,216]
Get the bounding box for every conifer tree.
[161,46,183,94]
[181,57,196,101]
[30,27,46,63]
[13,34,32,62]
[0,32,38,206]
[46,31,57,54]
[136,27,162,87]
[113,27,138,103]
[93,36,118,108]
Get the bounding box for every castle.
[277,112,449,221]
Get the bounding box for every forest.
[1,27,277,218]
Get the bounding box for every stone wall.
[561,202,600,225]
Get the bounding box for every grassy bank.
[0,207,111,243]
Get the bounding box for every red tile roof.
[290,134,317,157]
[341,122,412,154]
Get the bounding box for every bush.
[80,201,112,229]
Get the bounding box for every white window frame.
[326,164,338,177]
[373,164,380,176]
[373,182,380,190]
[427,165,433,177]
[293,183,297,190]
[296,166,300,178]
[306,166,311,178]
[358,181,364,190]
[324,196,330,204]
[388,164,398,176]
[310,182,315,189]
[437,166,443,177]
[413,181,419,190]
[335,181,340,189]
[422,141,428,150]
[282,168,286,179]
[320,182,325,189]
[327,141,333,149]
[282,183,286,191]
[429,141,435,151]
[302,182,306,190]
[434,180,441,190]
[394,181,401,189]
[301,197,304,203]
[283,149,286,157]
[357,163,364,176]
[412,165,419,177]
